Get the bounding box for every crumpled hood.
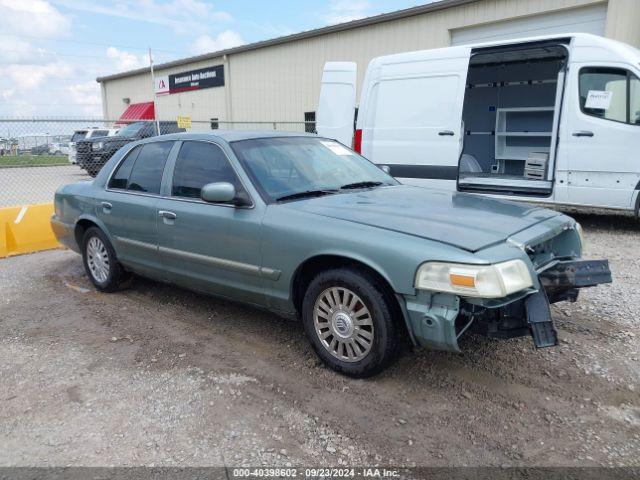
[283,185,560,252]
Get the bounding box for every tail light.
[353,129,362,154]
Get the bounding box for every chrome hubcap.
[86,236,109,283]
[313,287,374,363]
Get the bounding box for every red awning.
[116,102,155,124]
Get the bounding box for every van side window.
[630,75,640,125]
[579,67,639,125]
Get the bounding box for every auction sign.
[155,65,224,96]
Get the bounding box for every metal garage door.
[451,4,607,46]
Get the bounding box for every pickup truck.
[77,121,184,176]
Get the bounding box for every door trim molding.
[114,236,158,251]
[114,235,280,280]
[159,245,281,280]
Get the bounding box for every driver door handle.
[158,210,177,220]
[438,130,455,136]
[572,131,594,137]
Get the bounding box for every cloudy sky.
[0,0,424,118]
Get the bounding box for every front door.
[96,141,175,276]
[561,64,640,209]
[156,140,266,305]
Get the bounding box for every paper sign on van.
[585,90,613,110]
[321,140,352,155]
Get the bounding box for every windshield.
[231,137,397,202]
[116,122,147,137]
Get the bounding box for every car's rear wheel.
[301,267,401,378]
[82,227,128,292]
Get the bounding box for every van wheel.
[301,267,401,378]
[81,227,128,292]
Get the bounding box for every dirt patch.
[0,217,638,467]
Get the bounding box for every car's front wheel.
[81,227,128,292]
[301,267,401,378]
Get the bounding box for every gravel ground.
[0,165,90,207]
[0,212,638,468]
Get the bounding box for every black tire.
[81,227,128,292]
[301,267,401,378]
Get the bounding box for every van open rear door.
[316,62,357,146]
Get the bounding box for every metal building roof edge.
[96,0,475,83]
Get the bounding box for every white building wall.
[101,0,629,124]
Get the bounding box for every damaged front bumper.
[402,259,612,352]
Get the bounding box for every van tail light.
[353,129,362,153]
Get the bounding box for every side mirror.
[380,165,391,174]
[201,182,236,204]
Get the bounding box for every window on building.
[210,117,219,130]
[304,111,316,133]
[579,67,640,125]
[171,141,242,199]
[127,141,173,194]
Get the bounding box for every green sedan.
[51,131,611,377]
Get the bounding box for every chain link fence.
[0,118,313,208]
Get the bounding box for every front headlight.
[92,141,103,151]
[415,259,533,298]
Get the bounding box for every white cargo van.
[317,33,640,216]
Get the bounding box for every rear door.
[97,141,175,276]
[358,48,471,190]
[316,62,357,146]
[560,64,640,209]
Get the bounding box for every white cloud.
[5,62,74,90]
[0,1,105,117]
[323,0,372,25]
[189,30,245,55]
[52,0,232,35]
[0,36,49,65]
[106,47,147,72]
[0,0,71,38]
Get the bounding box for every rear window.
[108,145,142,190]
[71,131,87,142]
[127,142,173,194]
[89,130,109,138]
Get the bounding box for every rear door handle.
[101,202,112,214]
[572,131,594,137]
[158,210,177,220]
[438,130,455,136]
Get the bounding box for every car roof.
[149,130,319,143]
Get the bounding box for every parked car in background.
[76,121,184,177]
[69,127,115,164]
[317,33,640,217]
[51,131,611,377]
[50,137,71,156]
[29,144,51,156]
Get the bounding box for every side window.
[127,142,173,194]
[172,141,242,199]
[108,145,142,189]
[579,67,633,124]
[630,75,640,125]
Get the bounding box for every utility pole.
[148,47,161,135]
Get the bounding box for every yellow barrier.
[0,203,61,258]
